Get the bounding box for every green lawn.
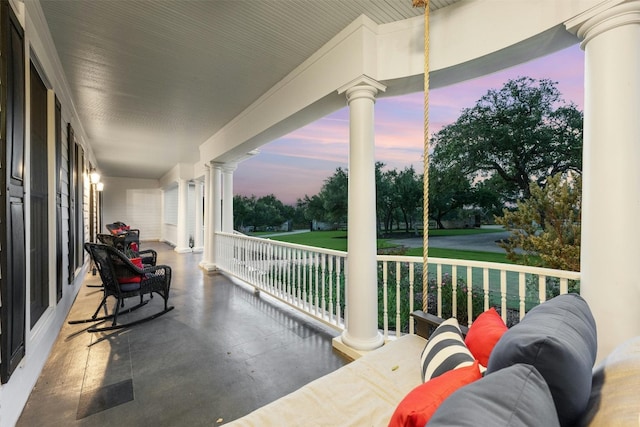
[268,230,512,264]
[405,247,513,264]
[267,230,348,251]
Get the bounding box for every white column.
[174,178,191,253]
[337,76,386,352]
[205,163,223,270]
[567,1,640,361]
[193,179,204,253]
[222,164,236,233]
[200,165,214,269]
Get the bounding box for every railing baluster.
[519,272,526,321]
[483,268,489,311]
[409,263,415,335]
[382,261,388,340]
[466,266,473,326]
[320,254,326,320]
[500,269,507,323]
[314,252,319,315]
[452,266,458,320]
[539,275,546,304]
[336,259,342,327]
[560,277,568,295]
[328,256,334,323]
[395,262,401,338]
[436,264,442,318]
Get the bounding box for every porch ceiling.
[38,0,460,180]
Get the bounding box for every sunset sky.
[233,43,585,206]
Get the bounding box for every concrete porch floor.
[17,242,349,426]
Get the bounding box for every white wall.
[102,176,162,240]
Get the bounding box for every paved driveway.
[388,231,511,253]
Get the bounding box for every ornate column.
[337,76,386,353]
[200,164,213,270]
[193,179,204,253]
[204,162,223,270]
[222,163,237,233]
[566,1,640,360]
[174,178,191,253]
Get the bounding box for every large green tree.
[428,159,474,229]
[233,194,288,230]
[319,167,349,224]
[395,166,422,232]
[376,163,397,234]
[431,77,583,202]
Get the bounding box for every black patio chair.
[96,233,157,267]
[68,243,174,332]
[106,221,140,250]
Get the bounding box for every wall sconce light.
[96,182,105,191]
[90,168,101,184]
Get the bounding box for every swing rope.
[412,0,430,312]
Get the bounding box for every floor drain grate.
[76,378,134,419]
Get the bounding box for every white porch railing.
[216,232,581,339]
[377,255,581,340]
[217,232,347,331]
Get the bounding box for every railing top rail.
[376,254,581,280]
[218,231,347,258]
[220,232,579,280]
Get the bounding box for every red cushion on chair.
[388,361,482,427]
[117,257,143,284]
[465,308,508,367]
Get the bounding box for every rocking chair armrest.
[142,264,172,276]
[138,249,157,266]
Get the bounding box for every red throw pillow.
[117,257,143,284]
[388,361,482,427]
[464,308,508,367]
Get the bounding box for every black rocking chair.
[69,243,174,332]
[96,233,157,267]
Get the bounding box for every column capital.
[566,0,640,48]
[337,75,386,101]
[221,163,237,173]
[210,161,224,171]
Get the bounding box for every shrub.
[425,273,485,323]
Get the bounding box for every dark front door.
[0,1,27,384]
[29,62,49,327]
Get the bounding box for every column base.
[199,261,217,272]
[332,336,368,360]
[191,246,204,253]
[174,247,193,254]
[340,329,384,353]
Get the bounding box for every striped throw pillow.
[421,317,474,382]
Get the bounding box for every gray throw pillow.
[486,293,597,427]
[428,363,560,426]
